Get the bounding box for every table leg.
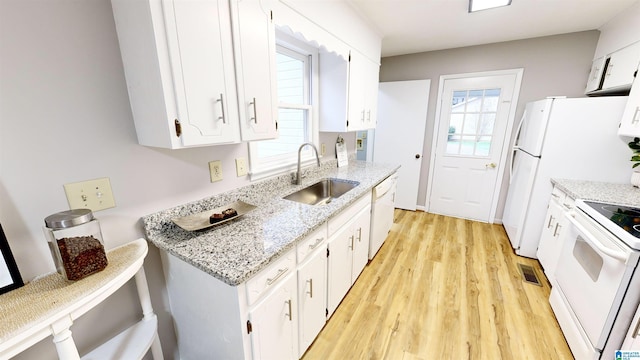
[50,316,80,360]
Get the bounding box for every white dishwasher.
[369,173,397,259]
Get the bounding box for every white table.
[0,238,163,359]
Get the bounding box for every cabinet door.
[622,303,640,349]
[602,42,640,90]
[347,51,367,131]
[232,0,279,141]
[351,205,371,283]
[536,200,565,284]
[363,58,380,129]
[170,0,240,146]
[297,247,327,357]
[249,273,298,360]
[327,224,354,317]
[619,64,640,138]
[585,57,605,93]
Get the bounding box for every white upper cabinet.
[231,0,279,141]
[111,0,278,149]
[319,50,380,132]
[585,57,606,93]
[602,41,640,91]
[618,62,640,138]
[586,41,640,95]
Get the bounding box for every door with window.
[428,71,521,222]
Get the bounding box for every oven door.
[555,212,636,350]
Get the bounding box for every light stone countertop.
[551,178,640,207]
[142,159,400,286]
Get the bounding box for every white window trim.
[249,31,320,181]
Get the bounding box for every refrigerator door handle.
[509,148,517,184]
[508,110,528,184]
[513,110,528,148]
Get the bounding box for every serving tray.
[171,201,257,231]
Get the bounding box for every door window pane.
[445,88,501,157]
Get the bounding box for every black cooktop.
[583,200,640,239]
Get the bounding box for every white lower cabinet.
[160,192,372,359]
[327,194,372,316]
[536,185,574,285]
[297,244,327,357]
[249,273,298,360]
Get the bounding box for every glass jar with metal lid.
[43,209,108,281]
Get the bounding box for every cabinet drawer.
[328,192,372,236]
[561,196,575,212]
[246,249,296,305]
[550,186,566,205]
[297,224,327,263]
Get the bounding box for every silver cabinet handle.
[285,299,292,321]
[249,98,257,124]
[547,215,555,229]
[308,238,323,250]
[361,110,365,122]
[357,227,362,242]
[606,63,614,77]
[307,278,313,298]
[633,315,640,338]
[632,107,640,125]
[266,268,288,285]
[216,94,226,123]
[367,110,371,121]
[349,235,354,250]
[553,223,561,237]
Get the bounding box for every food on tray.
[209,208,238,224]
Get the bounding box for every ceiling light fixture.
[469,0,512,12]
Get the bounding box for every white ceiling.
[347,0,639,57]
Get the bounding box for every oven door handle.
[566,215,628,262]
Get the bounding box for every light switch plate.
[64,177,115,211]
[235,157,248,177]
[209,160,223,182]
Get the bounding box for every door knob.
[485,162,497,168]
[415,154,421,159]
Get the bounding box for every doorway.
[374,79,430,210]
[426,70,523,222]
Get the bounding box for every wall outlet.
[209,160,223,182]
[235,157,248,177]
[63,177,116,211]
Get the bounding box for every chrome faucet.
[294,142,321,185]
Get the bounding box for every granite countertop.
[551,178,640,207]
[142,159,399,286]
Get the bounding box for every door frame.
[425,69,524,223]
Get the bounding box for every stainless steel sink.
[283,178,360,205]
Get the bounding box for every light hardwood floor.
[302,210,574,360]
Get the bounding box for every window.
[446,88,500,157]
[249,34,319,180]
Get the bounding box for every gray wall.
[379,31,600,219]
[0,1,357,358]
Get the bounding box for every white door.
[351,205,371,283]
[232,0,279,141]
[374,80,430,210]
[428,71,521,222]
[249,274,298,360]
[171,0,241,146]
[297,248,327,357]
[327,224,353,317]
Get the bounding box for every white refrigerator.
[502,96,631,258]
